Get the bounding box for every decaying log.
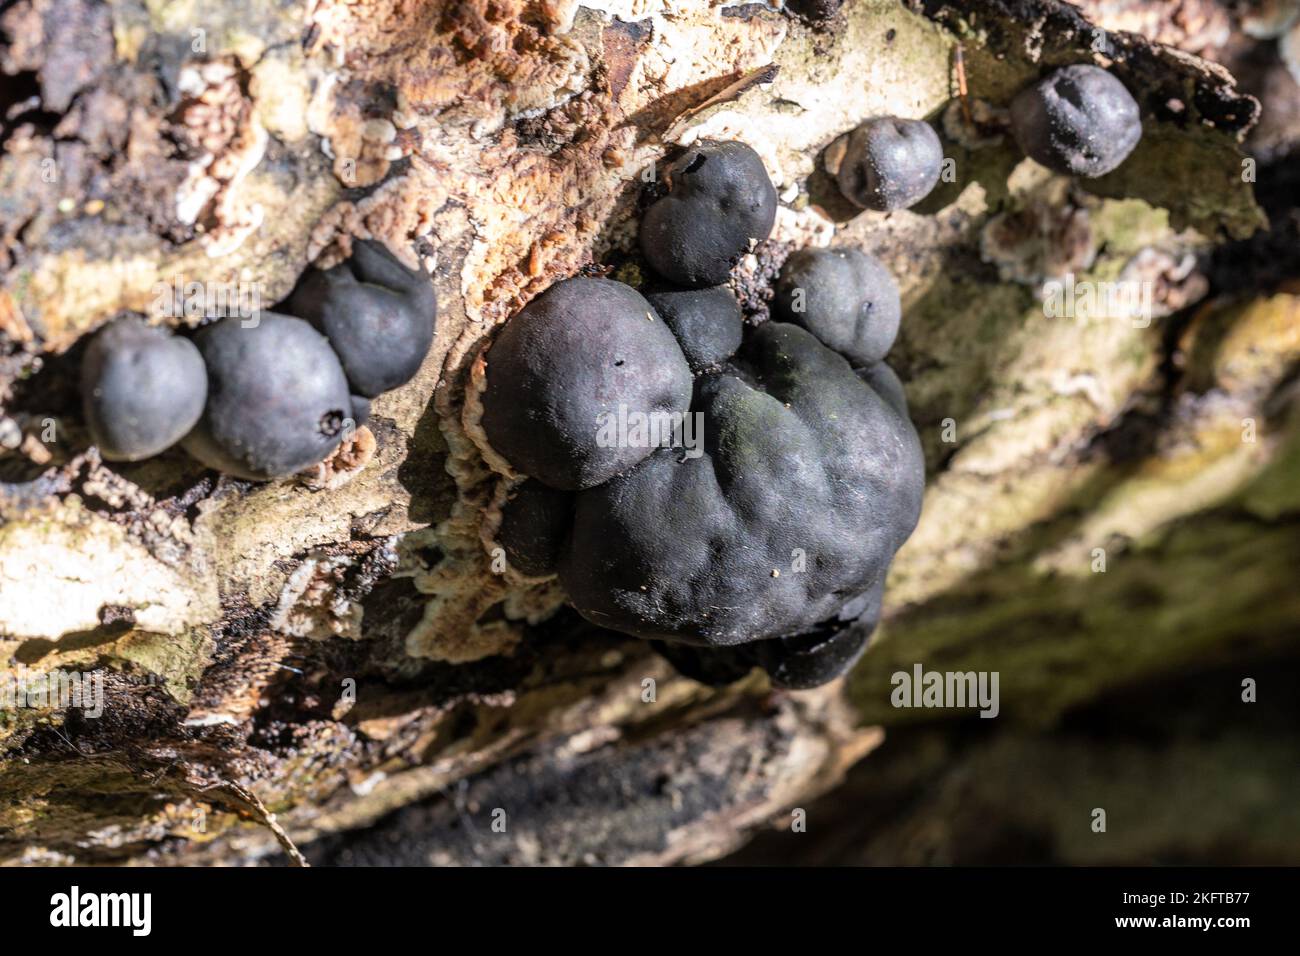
[1,0,1296,865]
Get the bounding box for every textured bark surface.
[1,0,1296,866]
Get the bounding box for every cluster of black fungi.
[82,63,1142,688]
[82,241,436,480]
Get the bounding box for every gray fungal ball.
[80,316,208,462]
[835,117,944,211]
[1009,64,1142,178]
[643,284,744,372]
[774,247,901,366]
[479,277,693,491]
[639,140,778,287]
[283,239,436,399]
[182,312,354,480]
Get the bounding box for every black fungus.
[498,478,574,577]
[283,239,436,398]
[639,140,778,287]
[182,312,354,480]
[479,277,693,491]
[836,116,944,211]
[80,316,208,462]
[643,284,744,372]
[652,577,882,690]
[774,247,901,366]
[753,576,883,688]
[557,320,923,645]
[1009,64,1142,178]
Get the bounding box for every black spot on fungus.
[181,312,354,480]
[557,321,923,647]
[643,284,744,372]
[774,247,901,367]
[479,277,693,491]
[836,117,944,212]
[498,478,574,577]
[1009,64,1142,178]
[639,140,778,288]
[80,316,207,462]
[283,239,437,399]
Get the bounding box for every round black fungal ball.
[479,277,693,491]
[639,140,778,287]
[1009,64,1142,178]
[836,117,943,211]
[283,239,436,398]
[774,247,901,366]
[80,316,207,462]
[557,321,923,645]
[182,312,354,480]
[643,284,744,372]
[498,479,574,577]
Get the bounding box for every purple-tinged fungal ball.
[640,140,777,287]
[774,247,901,366]
[81,316,207,462]
[1009,64,1142,178]
[836,117,944,212]
[479,277,692,491]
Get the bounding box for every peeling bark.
[1,0,1296,865]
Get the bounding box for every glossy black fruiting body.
[639,140,777,287]
[182,312,353,480]
[80,316,208,462]
[1009,64,1142,178]
[558,320,923,646]
[774,247,901,367]
[479,277,693,491]
[498,479,574,577]
[283,239,437,398]
[643,284,744,372]
[836,117,944,211]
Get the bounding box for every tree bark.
[1,0,1296,865]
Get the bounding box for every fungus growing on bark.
[80,316,208,462]
[644,284,745,372]
[639,140,778,287]
[833,117,944,211]
[283,239,437,398]
[774,247,901,366]
[556,321,922,647]
[182,313,354,480]
[478,277,693,491]
[1009,64,1142,178]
